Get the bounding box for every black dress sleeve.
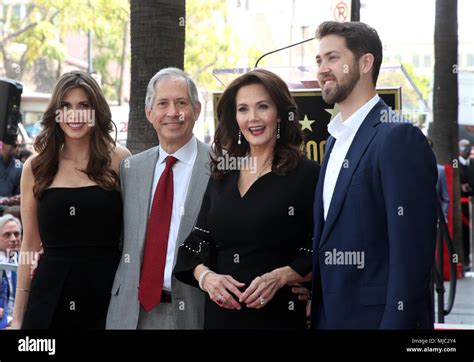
[288,159,320,277]
[173,178,215,288]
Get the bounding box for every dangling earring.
[277,121,281,139]
[238,130,242,145]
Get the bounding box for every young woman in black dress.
[10,71,130,329]
[174,69,320,329]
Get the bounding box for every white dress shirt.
[459,156,469,166]
[150,136,197,291]
[323,94,380,220]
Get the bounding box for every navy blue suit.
[311,99,437,329]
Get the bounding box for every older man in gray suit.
[106,68,210,329]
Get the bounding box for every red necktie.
[138,155,177,312]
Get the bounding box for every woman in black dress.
[174,69,320,329]
[10,71,130,329]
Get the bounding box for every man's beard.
[321,62,360,104]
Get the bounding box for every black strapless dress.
[21,186,122,329]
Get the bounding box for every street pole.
[88,31,93,74]
[351,0,361,21]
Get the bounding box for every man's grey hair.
[145,67,200,110]
[0,214,22,235]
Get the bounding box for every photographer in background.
[0,137,23,211]
[0,138,22,206]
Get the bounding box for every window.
[467,54,474,67]
[412,55,420,67]
[424,55,432,68]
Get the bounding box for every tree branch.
[18,3,35,29]
[3,7,59,44]
[3,22,38,43]
[196,62,215,77]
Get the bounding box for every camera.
[0,77,23,144]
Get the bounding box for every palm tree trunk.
[127,0,185,154]
[431,0,462,263]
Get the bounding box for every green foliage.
[184,0,259,92]
[1,0,129,100]
[403,63,431,101]
[377,64,431,128]
[3,0,269,100]
[90,0,129,101]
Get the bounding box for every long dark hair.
[32,71,118,198]
[211,69,304,179]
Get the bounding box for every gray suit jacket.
[106,139,211,329]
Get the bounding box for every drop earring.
[277,122,281,139]
[238,130,242,145]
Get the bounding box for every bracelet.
[16,288,30,292]
[198,270,214,292]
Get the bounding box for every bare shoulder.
[20,155,37,200]
[111,143,132,173]
[21,155,36,180]
[113,143,132,160]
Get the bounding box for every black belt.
[161,290,172,303]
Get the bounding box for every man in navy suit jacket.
[311,21,437,329]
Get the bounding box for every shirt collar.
[327,113,351,141]
[0,251,7,263]
[327,94,380,140]
[344,94,380,131]
[459,156,470,166]
[158,135,197,166]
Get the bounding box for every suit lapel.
[137,147,160,257]
[173,141,210,266]
[313,136,335,251]
[319,101,385,249]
